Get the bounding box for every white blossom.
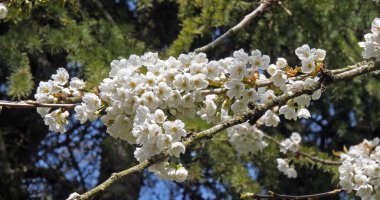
[153,82,171,100]
[169,142,186,157]
[163,120,187,141]
[359,18,380,61]
[233,49,249,64]
[228,62,247,80]
[141,91,159,109]
[225,80,245,99]
[241,88,257,102]
[294,94,311,107]
[297,108,311,119]
[314,49,326,61]
[279,105,297,120]
[69,77,86,90]
[82,93,102,111]
[295,44,311,60]
[276,58,288,69]
[52,68,70,85]
[249,49,270,70]
[206,61,222,79]
[67,192,80,200]
[0,3,8,19]
[301,56,316,73]
[37,107,51,117]
[312,89,322,100]
[44,109,69,133]
[271,70,287,87]
[173,73,192,92]
[191,74,209,90]
[371,18,380,34]
[260,110,280,127]
[267,64,278,76]
[174,166,188,182]
[197,95,218,123]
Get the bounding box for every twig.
[240,189,342,199]
[278,1,292,16]
[263,134,341,165]
[194,0,278,53]
[91,0,117,26]
[0,100,77,109]
[72,60,379,200]
[76,154,166,200]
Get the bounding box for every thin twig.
[240,189,342,199]
[76,154,166,200]
[0,100,77,109]
[194,0,278,53]
[278,1,292,16]
[91,0,117,25]
[72,60,379,200]
[263,134,341,165]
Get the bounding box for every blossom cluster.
[34,45,326,181]
[217,45,323,156]
[253,45,324,128]
[148,162,188,182]
[359,18,380,61]
[132,106,188,163]
[339,138,380,200]
[274,132,302,178]
[276,158,297,178]
[280,132,302,154]
[35,68,85,133]
[227,122,267,155]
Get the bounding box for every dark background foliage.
[0,0,379,199]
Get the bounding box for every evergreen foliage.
[0,0,379,199]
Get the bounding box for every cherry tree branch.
[185,60,380,145]
[263,134,341,165]
[74,154,166,200]
[72,59,379,200]
[0,100,77,109]
[240,189,342,199]
[194,0,278,53]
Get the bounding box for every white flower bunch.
[339,138,380,200]
[359,18,380,61]
[35,45,327,182]
[275,78,321,122]
[280,132,302,154]
[276,158,297,178]
[295,44,326,73]
[35,68,85,133]
[227,122,268,155]
[272,133,302,179]
[254,45,324,127]
[149,162,188,182]
[132,106,187,161]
